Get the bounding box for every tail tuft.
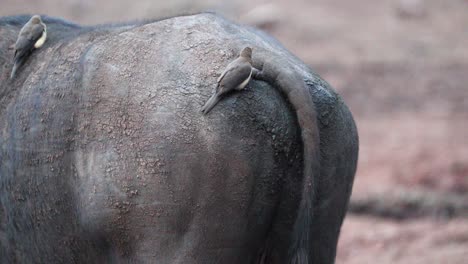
[291,248,308,264]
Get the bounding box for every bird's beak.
[201,93,221,115]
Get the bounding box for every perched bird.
[10,15,47,79]
[201,47,253,114]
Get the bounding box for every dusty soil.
[338,215,468,264]
[1,0,467,263]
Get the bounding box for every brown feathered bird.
[201,47,253,114]
[10,15,47,79]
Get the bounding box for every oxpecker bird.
[201,47,253,114]
[10,15,47,79]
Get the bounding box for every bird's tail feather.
[10,63,18,79]
[201,93,221,115]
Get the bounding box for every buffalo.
[0,13,358,263]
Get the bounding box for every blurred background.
[1,0,467,263]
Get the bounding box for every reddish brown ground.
[2,0,467,262]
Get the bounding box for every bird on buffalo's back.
[201,47,254,115]
[10,15,47,79]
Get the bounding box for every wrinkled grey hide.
[0,13,358,263]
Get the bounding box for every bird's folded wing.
[218,58,244,83]
[219,61,252,88]
[28,24,45,43]
[217,66,229,83]
[14,24,44,55]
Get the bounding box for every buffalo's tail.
[252,55,320,263]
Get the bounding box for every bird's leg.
[251,67,266,81]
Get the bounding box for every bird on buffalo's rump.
[10,15,47,79]
[201,46,254,114]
